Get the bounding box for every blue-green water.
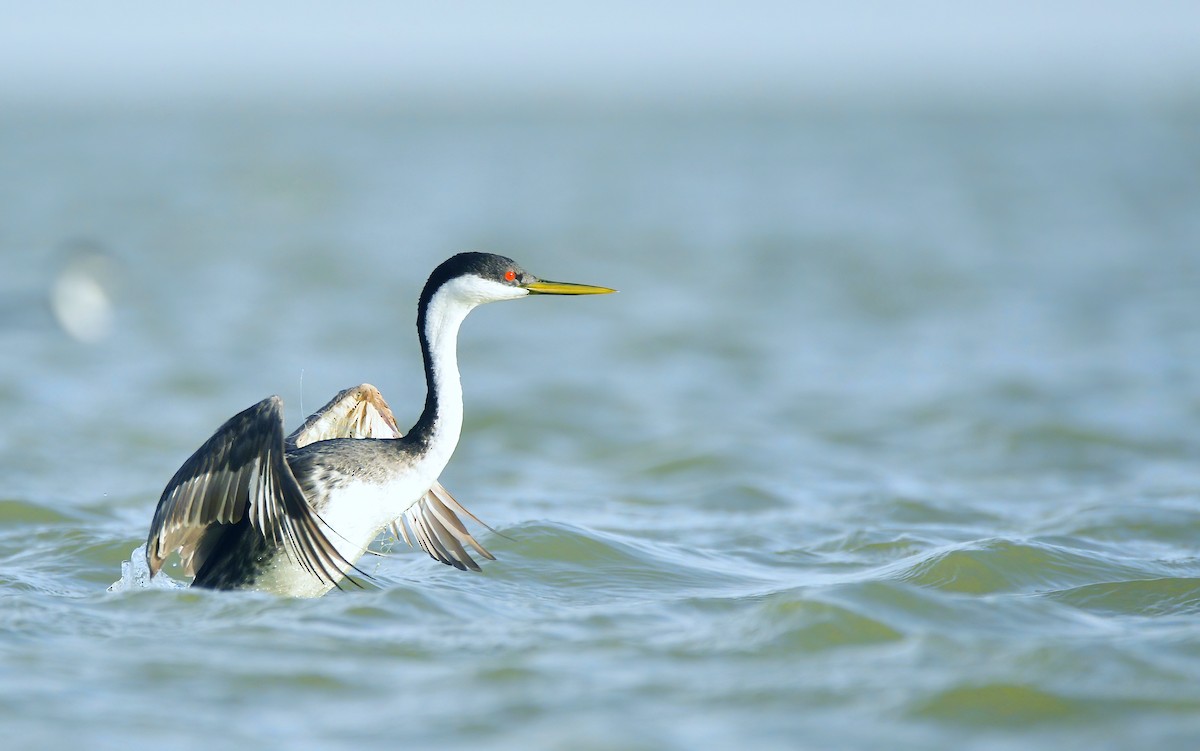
[1,101,1199,749]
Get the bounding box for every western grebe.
[143,252,614,597]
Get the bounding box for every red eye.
[504,270,516,282]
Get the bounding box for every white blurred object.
[49,246,118,343]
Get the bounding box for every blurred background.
[2,2,1199,750]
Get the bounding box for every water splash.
[108,544,187,592]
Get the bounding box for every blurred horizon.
[2,1,1199,109]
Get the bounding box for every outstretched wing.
[391,482,497,572]
[145,396,352,586]
[287,383,404,448]
[289,383,496,571]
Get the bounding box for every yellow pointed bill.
[525,279,616,295]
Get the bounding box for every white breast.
[317,474,436,562]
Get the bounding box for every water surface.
[1,100,1199,749]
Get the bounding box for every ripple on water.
[0,498,73,525]
[483,519,764,598]
[891,537,1154,595]
[1046,577,1200,618]
[734,589,905,653]
[908,681,1200,728]
[909,683,1097,726]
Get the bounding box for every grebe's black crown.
[419,252,525,305]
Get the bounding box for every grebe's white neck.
[407,274,529,472]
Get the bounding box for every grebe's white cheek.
[444,274,528,305]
